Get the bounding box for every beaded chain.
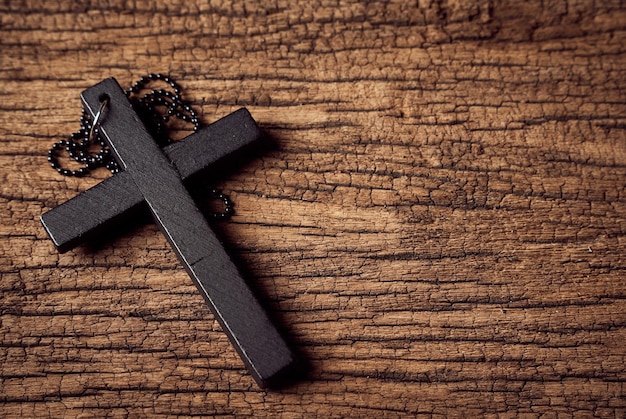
[48,74,233,220]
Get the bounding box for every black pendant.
[41,78,295,388]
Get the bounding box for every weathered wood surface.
[1,1,626,416]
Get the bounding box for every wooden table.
[2,1,625,416]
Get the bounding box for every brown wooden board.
[2,0,626,416]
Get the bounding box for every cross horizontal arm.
[41,170,141,252]
[41,108,262,253]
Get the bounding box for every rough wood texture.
[1,0,625,416]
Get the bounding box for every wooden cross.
[41,78,295,388]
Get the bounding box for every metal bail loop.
[89,96,109,142]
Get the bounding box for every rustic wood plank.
[2,0,626,416]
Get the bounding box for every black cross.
[41,78,295,388]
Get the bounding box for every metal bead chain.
[208,188,234,221]
[49,74,199,176]
[48,73,233,219]
[126,74,200,148]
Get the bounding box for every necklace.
[47,73,232,219]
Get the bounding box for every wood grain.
[2,0,626,416]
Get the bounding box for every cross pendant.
[41,78,295,388]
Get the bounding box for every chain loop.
[208,188,234,221]
[48,74,232,220]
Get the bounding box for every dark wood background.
[2,0,626,417]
